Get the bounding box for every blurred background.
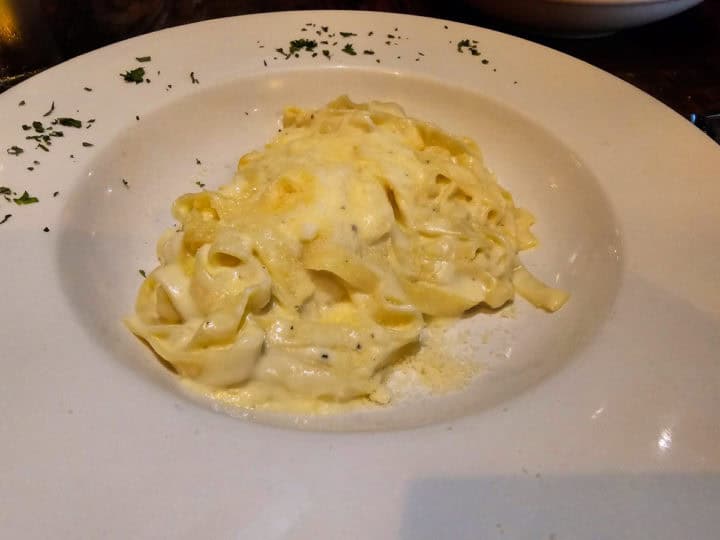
[0,0,718,133]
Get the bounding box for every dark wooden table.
[2,1,719,125]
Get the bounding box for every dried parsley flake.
[55,117,82,128]
[13,191,39,205]
[121,67,145,83]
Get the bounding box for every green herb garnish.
[289,38,317,56]
[122,179,129,188]
[0,187,11,195]
[341,43,357,56]
[43,101,55,117]
[0,214,11,225]
[18,100,25,106]
[121,67,145,83]
[43,227,49,232]
[82,142,94,147]
[190,71,199,84]
[7,146,24,155]
[32,121,44,133]
[339,32,356,37]
[55,117,82,128]
[276,39,318,59]
[363,49,375,55]
[457,39,481,56]
[135,56,151,62]
[84,87,92,92]
[322,49,331,60]
[195,181,206,188]
[13,191,39,205]
[139,269,147,278]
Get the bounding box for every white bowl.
[469,0,705,36]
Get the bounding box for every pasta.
[126,96,568,411]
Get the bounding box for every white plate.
[469,0,705,36]
[1,10,719,539]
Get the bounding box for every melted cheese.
[126,96,568,412]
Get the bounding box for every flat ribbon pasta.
[126,95,568,410]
